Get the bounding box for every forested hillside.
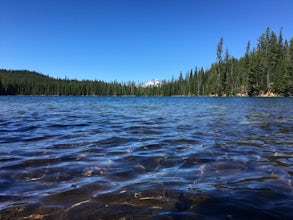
[0,70,140,96]
[1,28,292,96]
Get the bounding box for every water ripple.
[0,96,292,219]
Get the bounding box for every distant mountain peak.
[142,79,162,87]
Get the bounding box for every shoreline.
[0,94,291,98]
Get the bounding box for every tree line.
[1,27,292,96]
[0,70,141,96]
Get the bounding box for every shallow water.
[0,96,292,219]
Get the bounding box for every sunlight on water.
[0,96,292,219]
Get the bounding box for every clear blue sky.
[1,0,293,82]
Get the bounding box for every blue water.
[0,96,292,219]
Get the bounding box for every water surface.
[0,96,292,219]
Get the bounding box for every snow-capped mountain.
[142,79,162,87]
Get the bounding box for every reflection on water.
[0,96,292,219]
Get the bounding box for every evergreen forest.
[1,28,292,96]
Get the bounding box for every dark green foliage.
[0,70,135,96]
[0,28,292,96]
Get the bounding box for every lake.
[0,96,292,219]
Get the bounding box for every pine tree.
[243,41,251,95]
[216,37,224,95]
[285,38,293,96]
